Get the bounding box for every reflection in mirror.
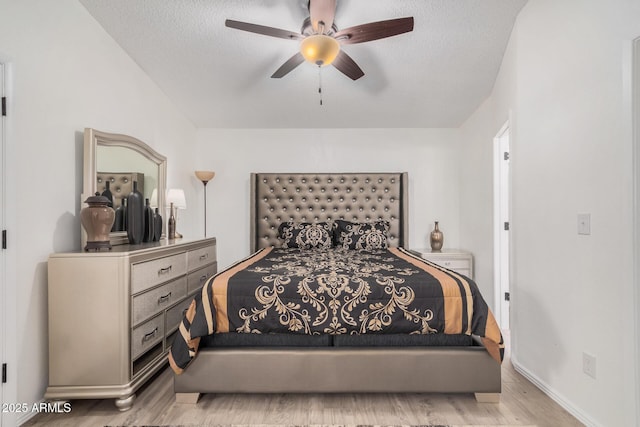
[97,173,145,207]
[96,145,158,202]
[97,172,145,232]
[83,128,167,247]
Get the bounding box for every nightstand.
[411,248,474,279]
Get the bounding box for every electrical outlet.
[578,214,591,235]
[583,352,596,379]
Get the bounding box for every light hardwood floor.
[24,335,583,427]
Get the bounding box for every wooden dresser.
[45,237,217,410]
[411,248,474,279]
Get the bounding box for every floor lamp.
[195,171,215,237]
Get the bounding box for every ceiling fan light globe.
[300,35,340,67]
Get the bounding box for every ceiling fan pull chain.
[318,65,323,106]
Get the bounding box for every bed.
[171,172,503,403]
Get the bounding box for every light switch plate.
[578,214,591,235]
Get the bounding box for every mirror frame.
[82,128,167,247]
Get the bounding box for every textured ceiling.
[79,0,527,129]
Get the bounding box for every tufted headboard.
[96,172,144,207]
[250,172,408,252]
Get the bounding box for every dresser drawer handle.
[158,266,172,275]
[142,327,158,343]
[199,274,208,284]
[199,253,209,261]
[158,292,172,304]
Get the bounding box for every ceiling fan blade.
[271,52,305,78]
[225,19,303,41]
[334,17,414,45]
[309,0,336,34]
[332,50,365,81]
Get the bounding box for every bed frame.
[174,172,501,403]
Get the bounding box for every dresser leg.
[114,394,136,411]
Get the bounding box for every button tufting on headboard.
[250,173,408,252]
[96,172,144,207]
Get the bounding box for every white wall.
[195,128,471,275]
[460,0,640,425]
[0,0,197,424]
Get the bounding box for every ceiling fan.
[225,0,414,81]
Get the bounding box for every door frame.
[0,56,16,427]
[493,121,510,330]
[0,61,5,427]
[631,37,640,426]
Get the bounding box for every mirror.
[82,128,167,247]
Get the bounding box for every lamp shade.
[195,171,215,183]
[149,188,158,208]
[166,188,187,209]
[300,35,340,66]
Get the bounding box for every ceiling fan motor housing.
[301,17,338,36]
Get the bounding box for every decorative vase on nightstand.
[430,221,444,252]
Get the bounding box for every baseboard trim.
[16,398,43,426]
[511,355,601,427]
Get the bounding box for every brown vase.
[81,193,116,251]
[430,221,443,252]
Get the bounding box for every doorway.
[493,122,510,330]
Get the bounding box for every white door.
[494,123,510,330]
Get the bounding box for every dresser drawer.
[131,253,187,294]
[412,249,474,279]
[187,263,218,295]
[165,297,193,335]
[131,314,164,360]
[187,245,217,272]
[132,277,187,326]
